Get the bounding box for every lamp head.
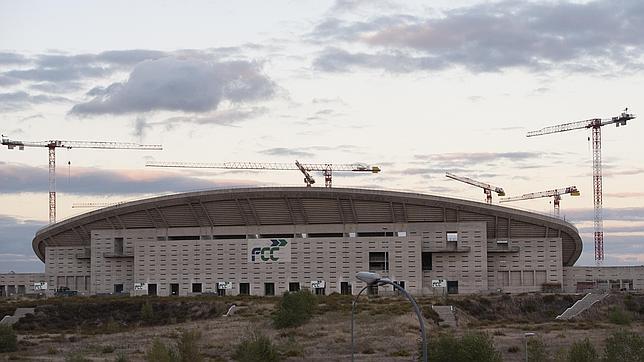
[355,271,382,285]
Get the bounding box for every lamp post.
[351,271,427,362]
[524,332,536,362]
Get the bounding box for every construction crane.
[445,172,505,204]
[72,202,123,209]
[1,135,162,223]
[146,160,381,188]
[500,186,580,216]
[527,109,636,264]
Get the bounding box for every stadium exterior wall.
[0,187,640,297]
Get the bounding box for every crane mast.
[526,109,635,264]
[445,172,505,204]
[1,135,162,223]
[145,160,381,188]
[500,186,580,216]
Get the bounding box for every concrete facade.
[563,266,644,292]
[0,273,47,296]
[1,187,641,297]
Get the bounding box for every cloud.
[0,91,70,111]
[260,147,315,159]
[0,163,256,195]
[311,0,644,74]
[564,207,644,223]
[0,75,21,87]
[0,52,29,65]
[29,81,84,93]
[0,214,46,273]
[70,57,275,115]
[575,235,644,266]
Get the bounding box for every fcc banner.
[247,238,292,263]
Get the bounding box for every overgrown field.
[0,292,642,361]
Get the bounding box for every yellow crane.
[445,172,505,204]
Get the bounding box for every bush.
[0,324,18,353]
[608,307,631,325]
[146,338,176,362]
[141,301,154,322]
[272,290,317,329]
[527,337,549,362]
[603,329,644,362]
[115,352,129,362]
[176,329,202,362]
[233,332,280,362]
[102,344,116,353]
[567,338,598,362]
[422,332,501,362]
[65,351,90,362]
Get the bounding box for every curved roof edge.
[33,187,583,264]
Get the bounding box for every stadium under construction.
[1,187,642,297]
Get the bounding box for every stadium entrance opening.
[447,281,459,294]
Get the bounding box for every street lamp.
[524,332,536,362]
[351,271,428,362]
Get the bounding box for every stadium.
[1,187,643,297]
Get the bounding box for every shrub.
[527,337,549,362]
[0,324,18,353]
[603,329,644,362]
[146,338,176,362]
[422,332,501,362]
[176,329,202,362]
[233,332,280,362]
[272,290,317,329]
[65,351,90,362]
[102,344,116,353]
[608,307,631,325]
[508,346,520,353]
[141,301,154,322]
[566,338,598,362]
[115,352,129,362]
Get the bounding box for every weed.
[141,301,154,322]
[608,307,631,325]
[0,324,17,353]
[567,338,598,362]
[64,351,90,362]
[47,346,58,354]
[603,329,644,361]
[507,346,520,353]
[176,329,202,362]
[232,332,280,362]
[527,337,549,362]
[102,344,116,353]
[146,337,176,362]
[115,351,129,362]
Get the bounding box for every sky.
[1,0,643,272]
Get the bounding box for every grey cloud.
[70,57,275,115]
[0,75,20,87]
[0,163,251,195]
[95,49,167,65]
[312,0,644,73]
[260,148,315,159]
[30,81,83,93]
[564,207,644,222]
[414,152,542,163]
[0,52,28,65]
[575,235,644,266]
[0,214,46,273]
[0,91,70,111]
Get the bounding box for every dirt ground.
[2,293,642,361]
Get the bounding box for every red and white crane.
[445,172,505,204]
[526,109,636,263]
[500,186,580,216]
[1,136,162,223]
[146,160,381,188]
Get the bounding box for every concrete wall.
[487,238,563,293]
[563,266,644,292]
[45,246,91,294]
[0,273,47,296]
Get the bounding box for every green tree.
[422,332,501,362]
[141,301,154,322]
[567,338,598,362]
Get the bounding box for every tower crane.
[72,202,123,209]
[1,135,162,223]
[527,109,636,263]
[445,172,505,204]
[145,160,381,188]
[499,186,580,216]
